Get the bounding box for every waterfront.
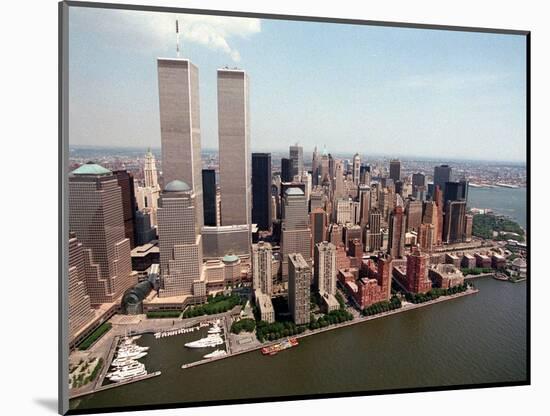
[70,277,527,412]
[468,187,527,228]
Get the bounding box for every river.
[468,187,527,228]
[70,277,527,412]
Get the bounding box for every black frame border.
[59,1,531,415]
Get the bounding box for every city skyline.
[69,8,526,162]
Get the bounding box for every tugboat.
[261,338,299,356]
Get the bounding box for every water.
[71,278,527,412]
[468,187,527,228]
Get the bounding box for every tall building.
[387,205,406,258]
[135,210,156,246]
[157,180,204,297]
[289,144,304,178]
[360,164,370,185]
[157,58,203,226]
[412,173,426,190]
[218,68,251,227]
[314,241,336,294]
[281,158,292,182]
[311,146,320,186]
[288,253,311,325]
[113,170,137,248]
[335,197,360,225]
[389,159,401,182]
[334,160,345,199]
[405,198,423,232]
[281,188,311,278]
[252,153,272,231]
[68,233,95,341]
[135,149,161,227]
[418,223,434,252]
[352,153,361,185]
[358,185,370,226]
[443,200,467,243]
[69,163,136,304]
[367,208,383,252]
[406,247,432,293]
[464,214,473,242]
[434,165,452,197]
[202,169,217,226]
[252,241,273,295]
[444,181,467,204]
[310,208,328,250]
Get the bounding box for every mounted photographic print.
[59,1,530,414]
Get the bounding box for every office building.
[389,159,401,182]
[314,241,336,294]
[310,208,328,250]
[288,253,311,325]
[434,165,452,197]
[352,153,361,185]
[202,169,217,226]
[251,153,272,231]
[443,200,467,243]
[252,241,273,295]
[289,144,304,178]
[367,208,382,251]
[157,58,203,226]
[157,180,203,297]
[201,224,250,259]
[405,198,423,232]
[135,210,156,246]
[135,149,161,227]
[69,163,136,305]
[218,68,251,227]
[388,205,406,258]
[312,146,320,186]
[281,188,311,278]
[281,158,292,182]
[113,170,137,248]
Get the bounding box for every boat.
[261,338,299,356]
[203,349,227,359]
[208,322,222,334]
[184,334,224,349]
[111,355,145,367]
[108,366,147,382]
[107,361,144,376]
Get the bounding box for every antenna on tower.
[176,19,181,58]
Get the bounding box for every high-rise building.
[360,164,371,185]
[358,185,370,227]
[252,241,273,295]
[68,233,95,341]
[312,146,320,186]
[281,188,311,278]
[288,253,311,325]
[252,153,272,231]
[406,247,432,293]
[444,181,466,204]
[202,169,217,226]
[314,241,336,294]
[387,205,406,258]
[418,223,435,252]
[136,149,161,227]
[412,173,426,190]
[310,208,328,250]
[434,165,452,197]
[367,208,383,252]
[135,209,156,246]
[281,158,292,182]
[405,198,423,232]
[334,160,345,199]
[352,153,361,185]
[69,163,136,304]
[335,197,360,225]
[320,148,330,185]
[113,170,137,248]
[157,180,204,297]
[218,68,251,227]
[464,214,473,242]
[443,200,467,243]
[289,144,304,178]
[157,58,203,226]
[389,159,401,182]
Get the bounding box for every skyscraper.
[252,153,272,231]
[443,200,467,243]
[143,148,159,189]
[388,205,406,258]
[288,253,311,325]
[68,233,95,341]
[314,241,336,294]
[389,159,401,182]
[69,163,136,304]
[252,241,273,296]
[312,146,320,186]
[157,58,203,226]
[289,144,304,179]
[310,208,328,250]
[434,165,452,197]
[281,158,292,182]
[358,184,370,227]
[405,198,423,232]
[406,247,432,293]
[136,149,161,227]
[281,188,311,278]
[157,180,204,297]
[113,170,137,248]
[352,153,361,185]
[218,68,251,227]
[367,208,383,252]
[202,169,217,226]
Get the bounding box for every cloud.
[70,8,261,62]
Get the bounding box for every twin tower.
[157,58,251,229]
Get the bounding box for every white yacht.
[108,367,147,382]
[203,349,227,359]
[111,355,144,367]
[184,334,224,349]
[208,322,222,334]
[107,361,144,376]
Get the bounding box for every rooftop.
[285,187,305,196]
[164,180,191,193]
[71,162,112,176]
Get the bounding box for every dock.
[70,371,162,399]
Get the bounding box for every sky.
[68,6,527,162]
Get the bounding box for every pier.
[70,371,162,399]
